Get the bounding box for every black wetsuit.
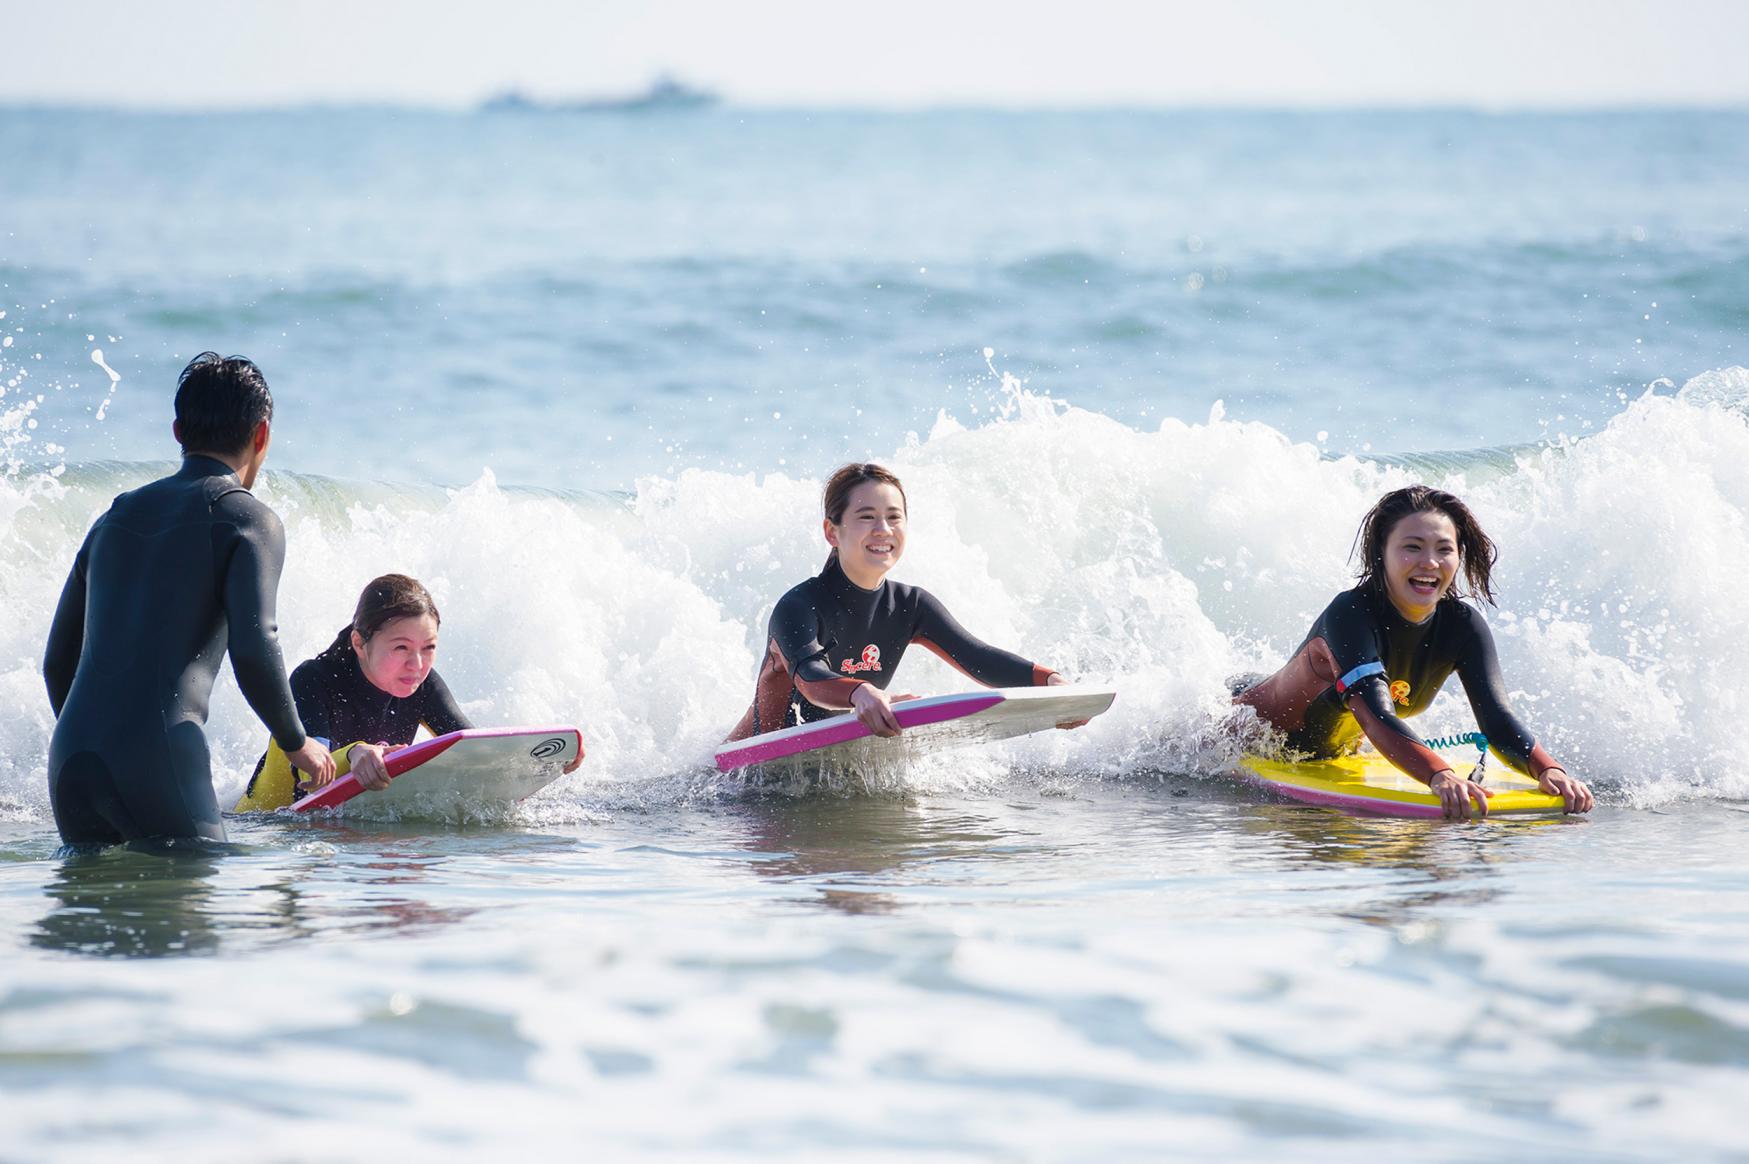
[1235,586,1559,782]
[730,557,1055,738]
[43,456,307,845]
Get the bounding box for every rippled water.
[6,792,1749,1161]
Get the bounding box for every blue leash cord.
[1422,732,1490,783]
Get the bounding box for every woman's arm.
[770,589,867,711]
[912,590,1054,688]
[1453,609,1554,776]
[1455,609,1593,812]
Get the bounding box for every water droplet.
[90,349,121,383]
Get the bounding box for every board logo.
[529,737,568,760]
[841,644,882,674]
[1389,679,1411,705]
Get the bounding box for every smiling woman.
[232,573,475,811]
[1232,486,1594,819]
[724,463,1070,743]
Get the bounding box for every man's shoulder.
[91,471,199,528]
[98,471,174,516]
[208,483,281,534]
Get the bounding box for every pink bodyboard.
[714,686,1116,773]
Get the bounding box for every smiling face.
[825,480,907,588]
[1381,510,1460,622]
[352,613,440,698]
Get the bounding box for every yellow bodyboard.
[1239,751,1565,818]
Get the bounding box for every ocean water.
[3,107,1749,1160]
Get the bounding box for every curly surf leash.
[1423,731,1489,783]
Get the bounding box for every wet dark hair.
[821,462,907,568]
[326,574,442,653]
[174,352,274,455]
[1352,485,1499,605]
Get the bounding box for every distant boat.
[483,77,718,114]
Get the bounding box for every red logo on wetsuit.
[1390,679,1412,705]
[841,645,882,674]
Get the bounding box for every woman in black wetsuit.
[234,574,473,809]
[1234,486,1593,819]
[726,463,1075,742]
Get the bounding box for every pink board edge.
[290,725,581,813]
[1248,774,1445,819]
[715,692,1007,772]
[1237,769,1556,820]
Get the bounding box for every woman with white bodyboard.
[724,462,1082,744]
[235,574,579,810]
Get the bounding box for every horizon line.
[5,97,1747,116]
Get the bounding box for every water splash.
[3,369,1746,820]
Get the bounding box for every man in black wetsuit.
[42,352,334,847]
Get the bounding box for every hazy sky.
[4,0,1747,109]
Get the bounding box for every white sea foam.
[3,369,1746,819]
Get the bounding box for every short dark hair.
[1352,485,1500,605]
[174,352,273,455]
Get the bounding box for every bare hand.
[564,734,586,774]
[1539,767,1594,814]
[1428,768,1493,820]
[850,683,903,738]
[1044,671,1089,729]
[286,738,336,787]
[348,742,392,792]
